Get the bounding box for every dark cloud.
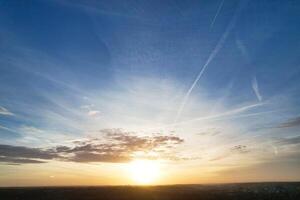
[278,117,300,128]
[276,136,300,146]
[0,144,58,164]
[55,129,184,163]
[210,145,251,161]
[0,157,46,164]
[230,145,250,153]
[0,129,185,164]
[69,152,130,163]
[0,144,58,159]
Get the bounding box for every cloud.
[56,129,184,163]
[0,106,14,116]
[230,145,250,154]
[87,110,101,117]
[81,104,101,117]
[0,125,14,132]
[0,129,185,164]
[210,145,251,161]
[0,144,59,164]
[278,117,300,128]
[275,136,300,146]
[251,76,262,102]
[171,102,264,127]
[0,144,57,159]
[197,128,220,136]
[68,152,130,163]
[236,39,250,62]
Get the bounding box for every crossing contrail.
[174,1,247,124]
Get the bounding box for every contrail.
[174,102,265,126]
[210,0,225,29]
[174,1,247,124]
[252,76,262,101]
[147,102,264,132]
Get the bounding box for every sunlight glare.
[128,160,161,184]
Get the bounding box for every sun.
[128,160,161,185]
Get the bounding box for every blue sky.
[0,0,300,185]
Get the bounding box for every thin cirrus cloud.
[0,129,184,165]
[251,76,262,102]
[197,127,221,136]
[275,136,300,146]
[87,110,101,117]
[209,145,250,162]
[277,117,300,128]
[0,106,14,116]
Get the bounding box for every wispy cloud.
[278,117,300,128]
[0,106,14,116]
[252,76,263,102]
[210,145,251,161]
[275,136,300,146]
[230,145,250,154]
[197,127,220,136]
[0,125,14,132]
[173,102,264,126]
[87,110,101,117]
[236,39,251,63]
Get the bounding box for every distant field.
[0,182,299,200]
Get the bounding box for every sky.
[0,0,300,186]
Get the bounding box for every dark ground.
[0,182,299,200]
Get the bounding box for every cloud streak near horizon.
[0,129,184,164]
